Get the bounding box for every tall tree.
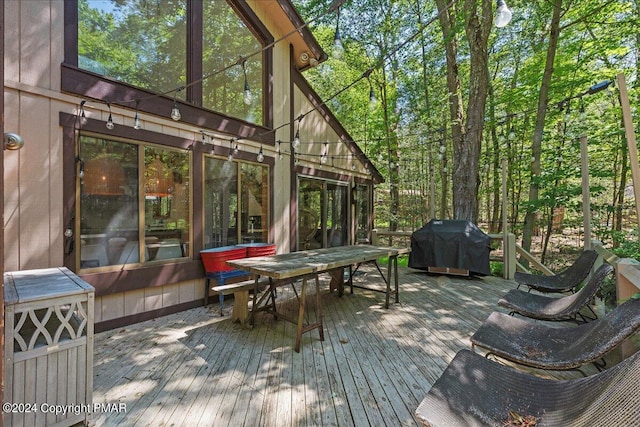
[435,0,493,222]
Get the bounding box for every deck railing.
[373,230,639,355]
[372,232,640,294]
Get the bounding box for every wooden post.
[580,134,592,250]
[501,158,513,279]
[615,259,640,357]
[617,73,640,241]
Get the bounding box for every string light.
[332,7,344,59]
[106,102,114,130]
[79,100,88,125]
[171,88,183,121]
[134,99,141,130]
[369,87,377,109]
[293,116,302,150]
[240,57,253,105]
[74,0,460,180]
[226,139,233,161]
[257,145,264,162]
[495,0,512,28]
[579,98,586,120]
[321,142,329,164]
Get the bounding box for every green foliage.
[296,1,639,242]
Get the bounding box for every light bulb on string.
[321,142,329,164]
[243,81,253,105]
[134,99,141,130]
[495,0,512,28]
[241,58,253,105]
[369,87,377,109]
[106,102,115,130]
[171,89,182,121]
[292,129,301,150]
[79,100,88,126]
[332,8,344,59]
[227,140,234,161]
[171,100,181,121]
[257,146,264,163]
[579,98,586,121]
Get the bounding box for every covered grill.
[408,219,491,276]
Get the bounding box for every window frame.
[202,154,271,248]
[75,134,193,272]
[62,0,275,145]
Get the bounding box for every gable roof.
[292,67,385,184]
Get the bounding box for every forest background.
[293,0,640,266]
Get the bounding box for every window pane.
[144,147,190,261]
[298,178,323,250]
[79,136,139,268]
[327,183,348,247]
[356,185,371,243]
[204,158,238,247]
[78,0,187,99]
[240,163,269,243]
[202,1,263,124]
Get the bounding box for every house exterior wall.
[3,0,378,330]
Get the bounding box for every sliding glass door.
[297,177,349,250]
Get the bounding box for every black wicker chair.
[515,249,599,293]
[498,263,613,323]
[415,349,640,427]
[470,297,640,372]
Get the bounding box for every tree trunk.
[435,0,464,219]
[521,1,563,262]
[455,0,492,223]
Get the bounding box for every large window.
[77,0,264,123]
[204,157,269,248]
[203,1,263,123]
[78,0,187,100]
[78,135,190,269]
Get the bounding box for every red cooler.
[239,243,276,257]
[200,245,248,272]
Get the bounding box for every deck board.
[92,266,603,426]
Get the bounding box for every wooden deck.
[90,265,602,426]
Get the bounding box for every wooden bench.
[204,269,250,305]
[211,278,269,327]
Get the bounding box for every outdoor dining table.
[226,245,409,352]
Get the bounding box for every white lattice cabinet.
[4,267,95,427]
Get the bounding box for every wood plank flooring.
[91,266,602,426]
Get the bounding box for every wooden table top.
[227,245,407,280]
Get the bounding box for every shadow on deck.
[91,266,606,426]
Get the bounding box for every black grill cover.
[409,219,491,276]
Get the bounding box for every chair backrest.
[416,348,640,426]
[568,297,640,362]
[571,348,640,425]
[559,263,613,315]
[557,249,599,284]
